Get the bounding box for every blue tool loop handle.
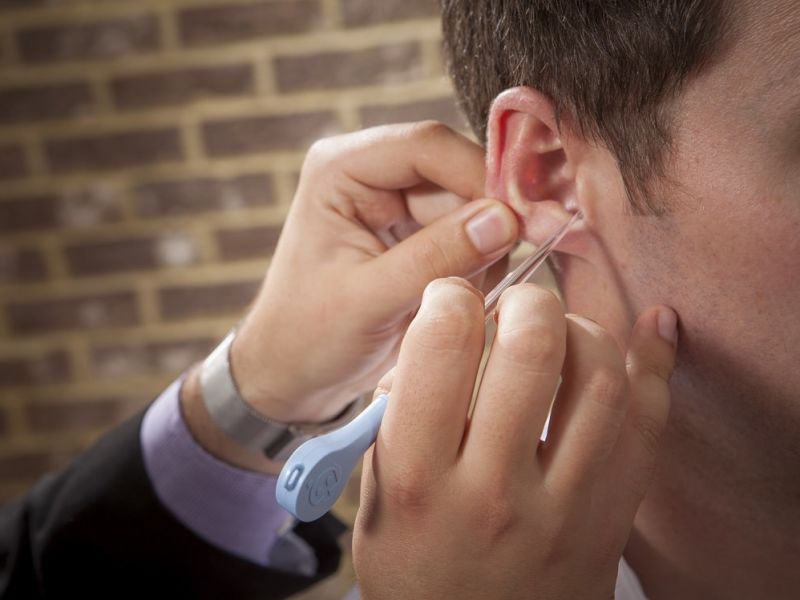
[276,394,388,522]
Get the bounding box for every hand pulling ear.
[486,87,580,246]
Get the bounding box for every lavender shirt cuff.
[140,377,298,567]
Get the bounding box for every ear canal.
[502,140,571,207]
[531,125,562,153]
[490,110,580,245]
[486,87,587,250]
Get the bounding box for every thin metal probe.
[276,209,584,521]
[483,209,584,318]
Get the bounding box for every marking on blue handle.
[275,214,583,521]
[276,394,389,521]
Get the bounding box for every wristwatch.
[200,330,363,461]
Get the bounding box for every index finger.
[378,278,486,481]
[311,121,486,201]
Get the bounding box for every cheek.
[626,209,799,387]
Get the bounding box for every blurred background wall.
[0,0,463,595]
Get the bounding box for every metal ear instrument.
[276,211,584,521]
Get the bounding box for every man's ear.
[486,87,579,245]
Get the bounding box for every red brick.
[64,233,198,277]
[0,246,47,283]
[178,0,322,46]
[91,337,216,377]
[0,350,71,387]
[64,237,159,277]
[6,291,139,335]
[0,194,58,232]
[0,81,94,124]
[135,173,275,218]
[275,42,422,92]
[0,0,46,8]
[360,97,465,129]
[341,0,440,26]
[0,144,28,181]
[159,280,260,320]
[202,112,338,157]
[57,185,125,228]
[25,399,132,434]
[215,225,282,261]
[16,15,160,64]
[111,63,255,110]
[45,128,183,173]
[0,188,123,232]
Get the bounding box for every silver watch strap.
[200,331,362,461]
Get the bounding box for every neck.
[625,383,800,600]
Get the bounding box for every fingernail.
[657,308,678,345]
[465,204,515,255]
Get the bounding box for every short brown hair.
[441,1,730,213]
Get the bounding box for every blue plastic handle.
[276,213,584,522]
[276,394,388,522]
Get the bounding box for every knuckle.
[567,313,620,354]
[496,286,566,371]
[503,283,562,311]
[413,237,459,281]
[407,120,452,143]
[426,276,477,296]
[541,506,567,541]
[424,277,481,311]
[627,354,673,385]
[540,511,573,566]
[465,483,519,542]
[304,136,339,169]
[412,280,482,349]
[382,473,430,511]
[588,321,624,359]
[634,413,666,459]
[630,459,658,499]
[585,364,628,412]
[497,322,565,371]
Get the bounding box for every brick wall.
[0,0,463,595]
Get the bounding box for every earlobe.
[486,87,580,246]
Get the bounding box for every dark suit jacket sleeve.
[0,410,345,599]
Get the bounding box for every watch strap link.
[200,331,362,461]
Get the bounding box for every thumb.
[613,306,678,513]
[362,199,518,314]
